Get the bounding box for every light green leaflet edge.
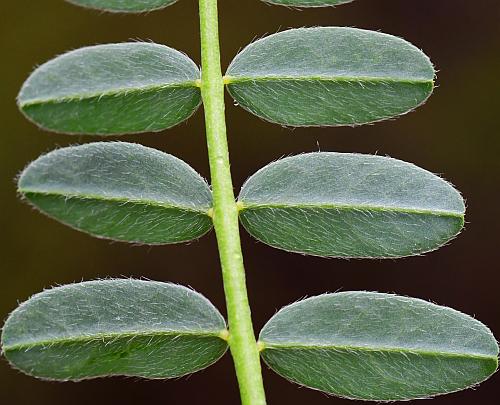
[238,152,465,258]
[18,142,213,244]
[18,42,201,135]
[1,280,228,380]
[259,292,499,401]
[67,0,178,13]
[263,0,354,7]
[226,27,435,127]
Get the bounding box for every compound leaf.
[226,27,434,127]
[67,0,178,12]
[18,43,201,135]
[1,280,228,380]
[260,292,498,401]
[238,152,464,258]
[18,142,213,244]
[262,0,354,6]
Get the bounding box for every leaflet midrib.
[4,329,226,352]
[225,75,433,85]
[19,80,200,107]
[261,341,496,361]
[239,201,463,218]
[21,189,211,215]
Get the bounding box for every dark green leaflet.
[260,292,499,401]
[226,27,434,127]
[2,280,228,380]
[18,42,201,135]
[263,0,354,7]
[238,152,465,258]
[67,0,178,13]
[18,142,213,244]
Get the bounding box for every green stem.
[198,1,267,405]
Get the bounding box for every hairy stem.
[198,1,267,404]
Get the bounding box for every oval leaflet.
[238,152,465,258]
[18,42,201,135]
[18,142,213,244]
[226,27,434,127]
[67,0,178,13]
[260,292,498,401]
[262,0,354,7]
[1,280,228,380]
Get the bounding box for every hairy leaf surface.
[1,280,227,380]
[226,27,434,127]
[260,292,498,401]
[67,0,177,12]
[18,43,201,135]
[238,152,464,258]
[18,142,213,244]
[263,0,354,6]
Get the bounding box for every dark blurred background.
[1,0,499,404]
